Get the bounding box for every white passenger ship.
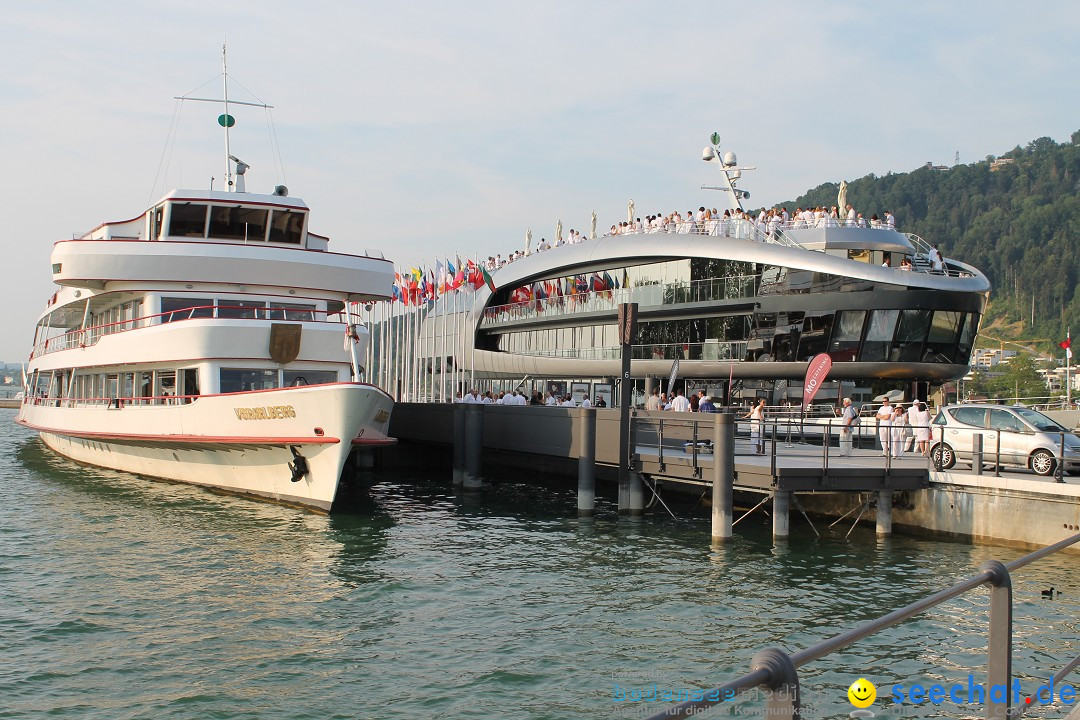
[18,73,395,511]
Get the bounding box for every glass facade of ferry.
[479,258,982,371]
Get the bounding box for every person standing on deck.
[876,399,894,456]
[744,399,766,454]
[839,397,858,456]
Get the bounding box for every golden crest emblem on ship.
[269,323,302,364]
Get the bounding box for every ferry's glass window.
[830,310,865,361]
[848,249,872,264]
[161,297,214,322]
[859,310,900,362]
[155,371,177,403]
[217,300,265,319]
[268,209,304,244]
[798,312,834,359]
[168,203,208,238]
[209,206,269,242]
[892,309,931,362]
[220,369,278,394]
[267,303,317,321]
[955,313,979,365]
[284,370,337,387]
[137,372,153,404]
[150,206,164,240]
[106,374,119,402]
[120,373,134,401]
[772,312,803,362]
[923,310,962,363]
[180,369,199,400]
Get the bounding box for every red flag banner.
[802,353,833,408]
[1060,337,1071,351]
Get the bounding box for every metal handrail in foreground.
[644,533,1080,720]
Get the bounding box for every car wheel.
[931,443,955,470]
[1030,450,1057,477]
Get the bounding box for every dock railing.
[644,532,1080,720]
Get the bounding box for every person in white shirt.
[885,211,896,230]
[839,397,858,456]
[929,245,944,272]
[560,395,576,407]
[856,213,867,228]
[463,389,481,404]
[670,390,691,413]
[891,405,907,457]
[495,392,506,405]
[579,396,592,409]
[845,205,856,225]
[545,391,558,406]
[875,399,894,456]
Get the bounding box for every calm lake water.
[1,409,1077,719]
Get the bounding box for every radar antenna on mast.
[700,132,756,212]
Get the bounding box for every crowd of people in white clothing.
[481,204,905,273]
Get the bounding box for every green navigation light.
[218,114,236,128]
[710,132,721,146]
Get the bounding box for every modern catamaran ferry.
[17,60,396,511]
[405,137,990,407]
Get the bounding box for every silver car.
[930,404,1080,476]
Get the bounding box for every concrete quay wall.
[800,471,1080,554]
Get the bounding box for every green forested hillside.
[783,132,1080,352]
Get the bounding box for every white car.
[930,404,1080,476]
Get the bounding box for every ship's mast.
[701,133,756,213]
[222,44,233,191]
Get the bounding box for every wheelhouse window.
[268,303,317,321]
[924,310,962,363]
[268,209,304,244]
[161,297,214,321]
[892,309,931,362]
[209,206,269,242]
[284,370,338,386]
[218,301,264,319]
[220,369,278,394]
[830,310,865,361]
[956,313,979,365]
[168,204,208,237]
[860,310,899,361]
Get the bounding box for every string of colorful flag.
[387,257,631,309]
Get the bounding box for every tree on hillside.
[984,354,1047,402]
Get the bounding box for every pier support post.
[772,490,791,540]
[972,434,984,475]
[464,404,483,489]
[452,403,466,485]
[578,407,596,516]
[627,472,644,515]
[876,489,893,536]
[712,413,735,543]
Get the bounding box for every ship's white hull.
[17,383,394,511]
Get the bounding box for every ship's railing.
[525,341,750,362]
[643,532,1080,720]
[479,274,757,327]
[31,304,349,359]
[24,393,201,408]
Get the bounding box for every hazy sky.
[2,1,1078,361]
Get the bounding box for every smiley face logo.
[848,678,877,709]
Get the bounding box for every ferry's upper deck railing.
[31,304,351,359]
[479,273,757,327]
[644,532,1080,720]
[516,219,974,278]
